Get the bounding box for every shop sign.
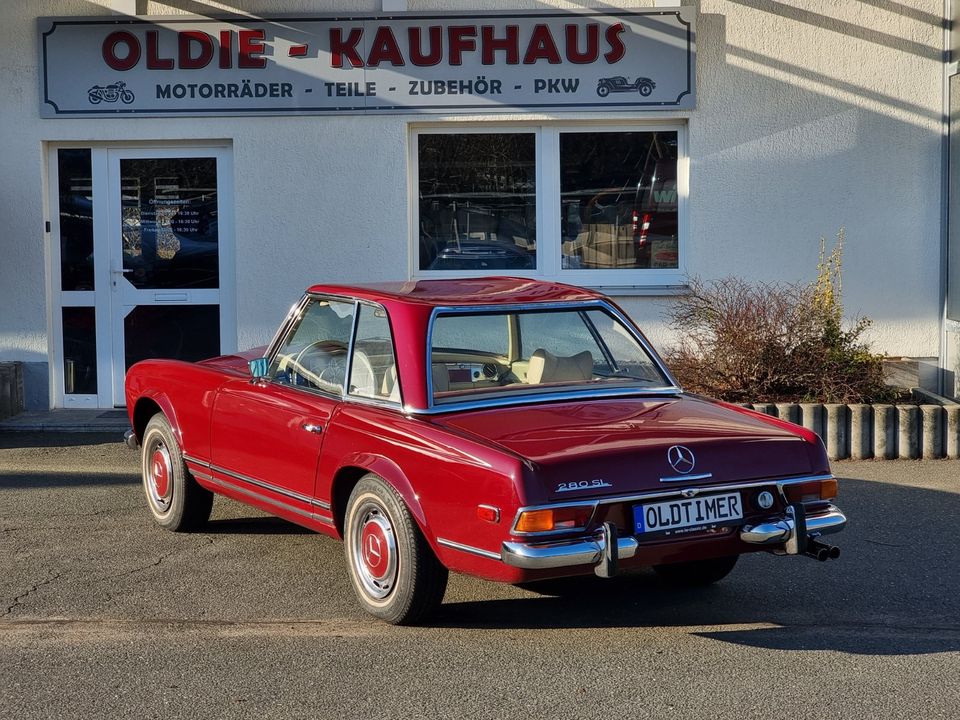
[39,10,695,117]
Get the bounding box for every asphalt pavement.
[1,432,958,719]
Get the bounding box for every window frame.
[424,300,680,414]
[409,122,688,289]
[263,293,404,409]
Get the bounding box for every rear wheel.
[141,413,213,531]
[344,474,447,625]
[653,554,739,587]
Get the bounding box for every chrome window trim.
[343,298,360,401]
[263,293,405,409]
[185,454,332,510]
[406,385,682,416]
[423,300,681,412]
[261,292,356,401]
[507,474,836,535]
[262,294,311,362]
[346,300,405,408]
[436,537,502,561]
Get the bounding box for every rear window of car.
[429,306,670,405]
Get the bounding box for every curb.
[740,395,959,460]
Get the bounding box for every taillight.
[784,478,838,503]
[514,505,594,533]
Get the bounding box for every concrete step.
[0,409,129,433]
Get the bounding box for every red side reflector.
[477,505,500,523]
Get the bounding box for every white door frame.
[47,143,236,409]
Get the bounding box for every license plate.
[633,492,743,537]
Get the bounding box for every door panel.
[210,380,336,509]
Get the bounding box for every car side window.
[348,304,400,403]
[270,298,355,395]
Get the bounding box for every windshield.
[429,305,671,405]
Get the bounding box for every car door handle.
[301,423,323,435]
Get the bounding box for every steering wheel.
[292,340,347,390]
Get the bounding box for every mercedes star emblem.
[366,534,382,564]
[667,445,696,474]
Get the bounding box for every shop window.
[418,133,536,272]
[560,132,677,271]
[413,126,684,286]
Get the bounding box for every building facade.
[0,1,952,411]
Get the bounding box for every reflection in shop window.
[62,307,97,394]
[120,157,219,290]
[58,149,95,292]
[418,133,536,272]
[560,131,678,270]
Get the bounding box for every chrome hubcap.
[351,501,398,600]
[146,441,173,512]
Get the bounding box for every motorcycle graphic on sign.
[596,76,656,98]
[88,81,135,105]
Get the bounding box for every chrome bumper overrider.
[740,506,846,546]
[123,429,139,450]
[502,533,639,570]
[500,506,847,571]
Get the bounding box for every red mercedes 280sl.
[124,278,845,624]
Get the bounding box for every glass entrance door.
[49,145,234,408]
[108,148,232,405]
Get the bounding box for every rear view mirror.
[249,357,269,379]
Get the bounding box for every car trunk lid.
[431,395,815,502]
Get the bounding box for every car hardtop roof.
[306,277,605,308]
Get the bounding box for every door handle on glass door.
[110,262,134,285]
[302,423,323,435]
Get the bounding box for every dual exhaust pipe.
[804,537,841,562]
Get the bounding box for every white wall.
[0,0,945,407]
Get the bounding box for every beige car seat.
[527,349,593,384]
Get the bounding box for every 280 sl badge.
[556,479,613,493]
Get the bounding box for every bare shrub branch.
[664,273,892,404]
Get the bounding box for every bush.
[664,230,893,404]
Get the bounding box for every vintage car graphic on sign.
[596,75,656,97]
[124,278,846,625]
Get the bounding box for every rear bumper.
[500,505,847,571]
[502,533,639,570]
[740,506,846,545]
[123,429,139,450]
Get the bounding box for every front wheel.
[141,413,213,531]
[638,83,654,97]
[344,474,448,625]
[653,554,739,587]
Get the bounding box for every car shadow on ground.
[0,469,139,488]
[203,516,312,535]
[431,476,960,656]
[0,432,124,449]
